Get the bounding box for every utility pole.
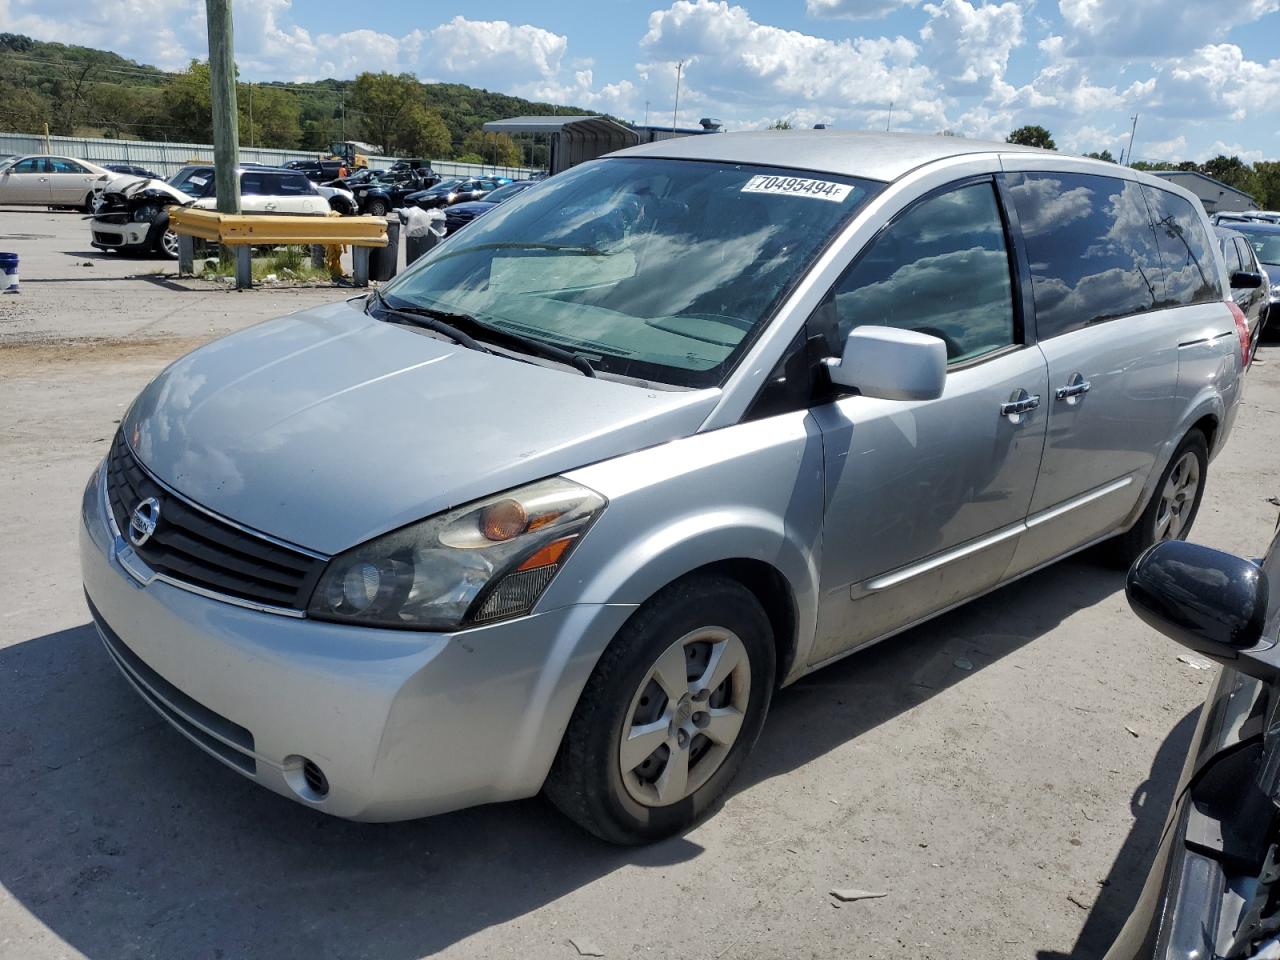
[247,81,254,148]
[886,102,893,132]
[644,100,650,126]
[1125,114,1139,167]
[672,60,683,132]
[205,0,241,214]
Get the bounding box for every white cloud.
[805,0,921,19]
[1195,140,1265,163]
[1135,44,1280,123]
[423,16,567,86]
[640,0,944,128]
[1059,0,1280,57]
[920,0,1023,96]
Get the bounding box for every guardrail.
[168,207,389,289]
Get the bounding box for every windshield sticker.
[741,175,853,203]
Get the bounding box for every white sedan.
[0,154,120,211]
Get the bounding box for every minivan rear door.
[806,177,1050,666]
[1000,168,1182,574]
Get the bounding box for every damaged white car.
[90,165,332,259]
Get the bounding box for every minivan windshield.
[380,157,880,387]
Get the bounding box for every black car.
[103,163,163,180]
[443,180,536,234]
[1106,536,1280,959]
[405,177,502,211]
[1231,222,1280,333]
[1217,226,1271,356]
[284,158,348,182]
[349,168,441,216]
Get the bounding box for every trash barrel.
[368,217,400,282]
[0,252,18,294]
[405,231,440,265]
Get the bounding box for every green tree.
[460,129,521,165]
[403,104,452,158]
[1006,125,1056,150]
[1252,161,1280,210]
[162,60,215,142]
[1085,149,1116,163]
[349,71,425,154]
[767,118,793,130]
[240,83,301,149]
[0,79,49,134]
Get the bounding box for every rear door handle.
[1000,389,1041,420]
[1055,374,1091,403]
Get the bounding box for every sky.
[1,0,1277,162]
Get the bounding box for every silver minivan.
[80,131,1246,843]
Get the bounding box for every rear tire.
[1110,429,1208,566]
[544,574,775,845]
[365,198,388,217]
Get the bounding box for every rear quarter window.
[1005,172,1162,339]
[1142,186,1223,307]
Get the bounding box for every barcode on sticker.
[741,175,853,202]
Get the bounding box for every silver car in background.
[80,131,1245,843]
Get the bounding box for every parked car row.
[90,164,331,259]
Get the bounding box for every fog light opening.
[283,754,330,801]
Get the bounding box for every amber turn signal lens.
[516,536,576,571]
[480,499,528,541]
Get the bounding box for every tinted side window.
[12,158,40,173]
[1005,172,1161,339]
[269,173,313,196]
[1220,237,1243,273]
[1236,238,1257,272]
[819,181,1016,364]
[1142,186,1222,306]
[50,158,87,173]
[241,172,267,195]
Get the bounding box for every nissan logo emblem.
[129,497,161,547]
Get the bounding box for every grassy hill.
[0,32,588,162]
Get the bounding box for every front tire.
[544,574,775,845]
[365,198,388,217]
[151,219,180,260]
[1111,429,1208,565]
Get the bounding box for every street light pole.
[672,60,683,132]
[1125,114,1139,167]
[205,0,241,214]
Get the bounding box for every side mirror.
[1231,270,1264,290]
[824,325,947,401]
[1126,540,1275,679]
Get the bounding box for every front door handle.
[1055,373,1092,404]
[1000,389,1041,422]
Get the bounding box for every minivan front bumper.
[79,462,634,821]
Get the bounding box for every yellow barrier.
[167,207,390,289]
[168,207,388,247]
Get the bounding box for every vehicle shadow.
[0,555,1132,959]
[1034,708,1200,960]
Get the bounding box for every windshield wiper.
[370,291,596,377]
[367,289,492,355]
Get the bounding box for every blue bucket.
[0,252,17,294]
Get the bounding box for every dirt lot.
[2,206,1278,960]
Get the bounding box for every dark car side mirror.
[1231,270,1265,289]
[1127,540,1276,679]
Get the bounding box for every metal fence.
[0,131,538,181]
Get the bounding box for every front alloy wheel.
[158,228,180,260]
[619,627,751,807]
[545,574,775,844]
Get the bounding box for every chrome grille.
[105,431,325,611]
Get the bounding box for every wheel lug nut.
[676,730,689,748]
[693,712,708,729]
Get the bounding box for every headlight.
[131,203,161,223]
[307,478,605,630]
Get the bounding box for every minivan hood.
[124,300,718,555]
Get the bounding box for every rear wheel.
[365,197,388,217]
[545,574,775,844]
[1111,429,1208,565]
[81,191,95,213]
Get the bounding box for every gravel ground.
[2,207,1278,960]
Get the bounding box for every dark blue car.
[442,180,537,234]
